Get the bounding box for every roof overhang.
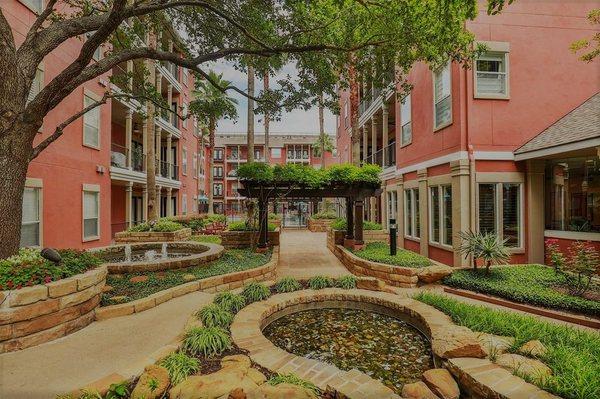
[514,137,600,161]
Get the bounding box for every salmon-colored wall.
[404,238,420,254]
[429,246,454,267]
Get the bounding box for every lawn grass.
[415,291,600,399]
[352,241,432,268]
[101,249,271,305]
[443,265,600,317]
[190,234,222,244]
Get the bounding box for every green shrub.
[242,282,271,302]
[269,213,281,220]
[181,327,232,358]
[0,248,101,290]
[158,352,200,385]
[443,265,600,316]
[205,214,227,224]
[275,277,302,293]
[267,373,320,394]
[237,162,274,182]
[336,275,357,289]
[311,210,338,220]
[105,382,129,399]
[190,235,222,244]
[228,221,276,232]
[330,218,381,231]
[128,218,183,232]
[415,292,600,399]
[308,275,334,289]
[352,242,431,268]
[196,304,234,328]
[214,291,246,313]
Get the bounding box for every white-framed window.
[84,32,102,61]
[182,147,187,175]
[182,102,188,129]
[344,101,349,128]
[28,63,44,104]
[83,92,100,149]
[213,166,223,178]
[192,195,197,213]
[21,0,43,13]
[182,194,188,215]
[433,63,452,130]
[214,148,223,160]
[182,67,189,85]
[478,182,523,248]
[400,94,412,146]
[404,188,420,239]
[21,185,42,247]
[213,183,223,196]
[271,148,282,158]
[193,154,198,178]
[475,52,509,98]
[387,190,398,222]
[429,185,453,247]
[82,186,100,241]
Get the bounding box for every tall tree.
[191,71,238,214]
[0,0,510,258]
[247,65,255,163]
[263,71,270,164]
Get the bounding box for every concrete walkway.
[277,230,350,279]
[0,291,213,399]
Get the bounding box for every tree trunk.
[247,65,255,163]
[263,72,269,164]
[318,93,326,211]
[0,128,34,259]
[349,59,360,165]
[207,118,215,215]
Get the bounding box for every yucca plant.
[275,277,302,293]
[308,275,334,289]
[214,291,246,313]
[181,327,232,358]
[458,230,484,270]
[196,304,234,328]
[158,352,200,385]
[478,233,511,274]
[267,373,321,394]
[242,282,271,303]
[336,275,357,289]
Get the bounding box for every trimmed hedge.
[331,218,382,231]
[443,265,600,316]
[128,218,183,232]
[228,221,277,232]
[352,242,431,268]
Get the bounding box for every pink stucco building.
[336,0,600,266]
[4,0,207,250]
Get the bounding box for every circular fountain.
[91,241,223,274]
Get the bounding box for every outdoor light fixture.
[389,218,397,256]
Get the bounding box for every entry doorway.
[280,200,310,228]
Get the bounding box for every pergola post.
[345,197,354,240]
[354,199,364,245]
[258,197,268,249]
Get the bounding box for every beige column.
[527,159,545,264]
[396,178,405,249]
[371,117,377,165]
[167,83,173,125]
[155,126,162,176]
[417,169,429,257]
[451,159,472,267]
[125,182,133,229]
[362,126,368,164]
[381,186,388,231]
[166,133,173,179]
[126,60,133,91]
[142,186,148,222]
[142,121,148,166]
[382,104,388,167]
[125,110,133,169]
[155,186,162,217]
[166,187,173,217]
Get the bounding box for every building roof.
[514,93,600,158]
[215,132,334,146]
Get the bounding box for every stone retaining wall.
[308,218,335,232]
[220,229,280,249]
[0,266,107,353]
[326,228,345,251]
[326,228,389,247]
[114,228,192,243]
[95,247,280,320]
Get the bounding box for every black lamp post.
[389,218,397,256]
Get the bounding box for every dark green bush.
[214,291,246,313]
[311,210,338,220]
[128,218,183,232]
[336,275,357,289]
[242,282,271,302]
[196,304,234,328]
[181,327,232,357]
[158,352,200,385]
[228,221,276,232]
[352,242,431,268]
[443,265,600,316]
[330,218,382,231]
[275,277,302,293]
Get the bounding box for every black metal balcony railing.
[159,160,179,180]
[363,142,396,169]
[132,151,146,173]
[357,71,395,117]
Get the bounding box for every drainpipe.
[465,64,476,233]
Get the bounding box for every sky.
[210,61,336,136]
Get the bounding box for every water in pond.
[263,308,433,394]
[102,244,193,263]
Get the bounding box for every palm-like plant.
[458,230,484,270]
[459,231,510,273]
[191,71,238,214]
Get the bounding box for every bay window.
[404,188,420,239]
[478,183,522,248]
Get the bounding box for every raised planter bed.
[220,228,280,249]
[326,228,389,248]
[0,266,107,353]
[114,227,192,243]
[308,218,335,232]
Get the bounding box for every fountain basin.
[91,242,224,274]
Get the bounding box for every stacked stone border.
[326,228,388,247]
[92,242,224,274]
[0,266,107,353]
[231,289,559,399]
[114,227,192,243]
[220,228,281,249]
[95,247,280,321]
[307,218,335,232]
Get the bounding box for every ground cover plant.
[196,304,234,329]
[158,352,200,385]
[415,292,600,399]
[275,277,302,293]
[228,220,277,232]
[0,248,102,290]
[310,210,338,220]
[335,275,357,289]
[214,291,246,313]
[267,373,321,395]
[182,326,232,358]
[352,242,432,268]
[330,218,382,231]
[127,218,184,233]
[190,234,222,244]
[308,275,334,289]
[443,265,600,316]
[101,249,271,305]
[242,282,271,303]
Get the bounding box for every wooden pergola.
[238,182,382,248]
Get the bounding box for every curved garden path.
[0,290,213,399]
[277,230,350,279]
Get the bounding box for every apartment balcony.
[358,72,396,124]
[158,160,179,181]
[110,143,148,184]
[157,60,182,93]
[363,142,396,171]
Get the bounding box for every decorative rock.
[431,325,486,359]
[245,383,318,399]
[496,354,552,381]
[102,285,113,293]
[519,340,547,358]
[246,369,266,385]
[476,333,514,358]
[401,381,439,399]
[130,275,149,283]
[422,369,460,399]
[131,365,170,399]
[221,355,251,371]
[417,265,453,283]
[169,366,259,399]
[109,296,129,303]
[228,388,247,399]
[356,277,386,291]
[183,274,197,282]
[41,248,62,263]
